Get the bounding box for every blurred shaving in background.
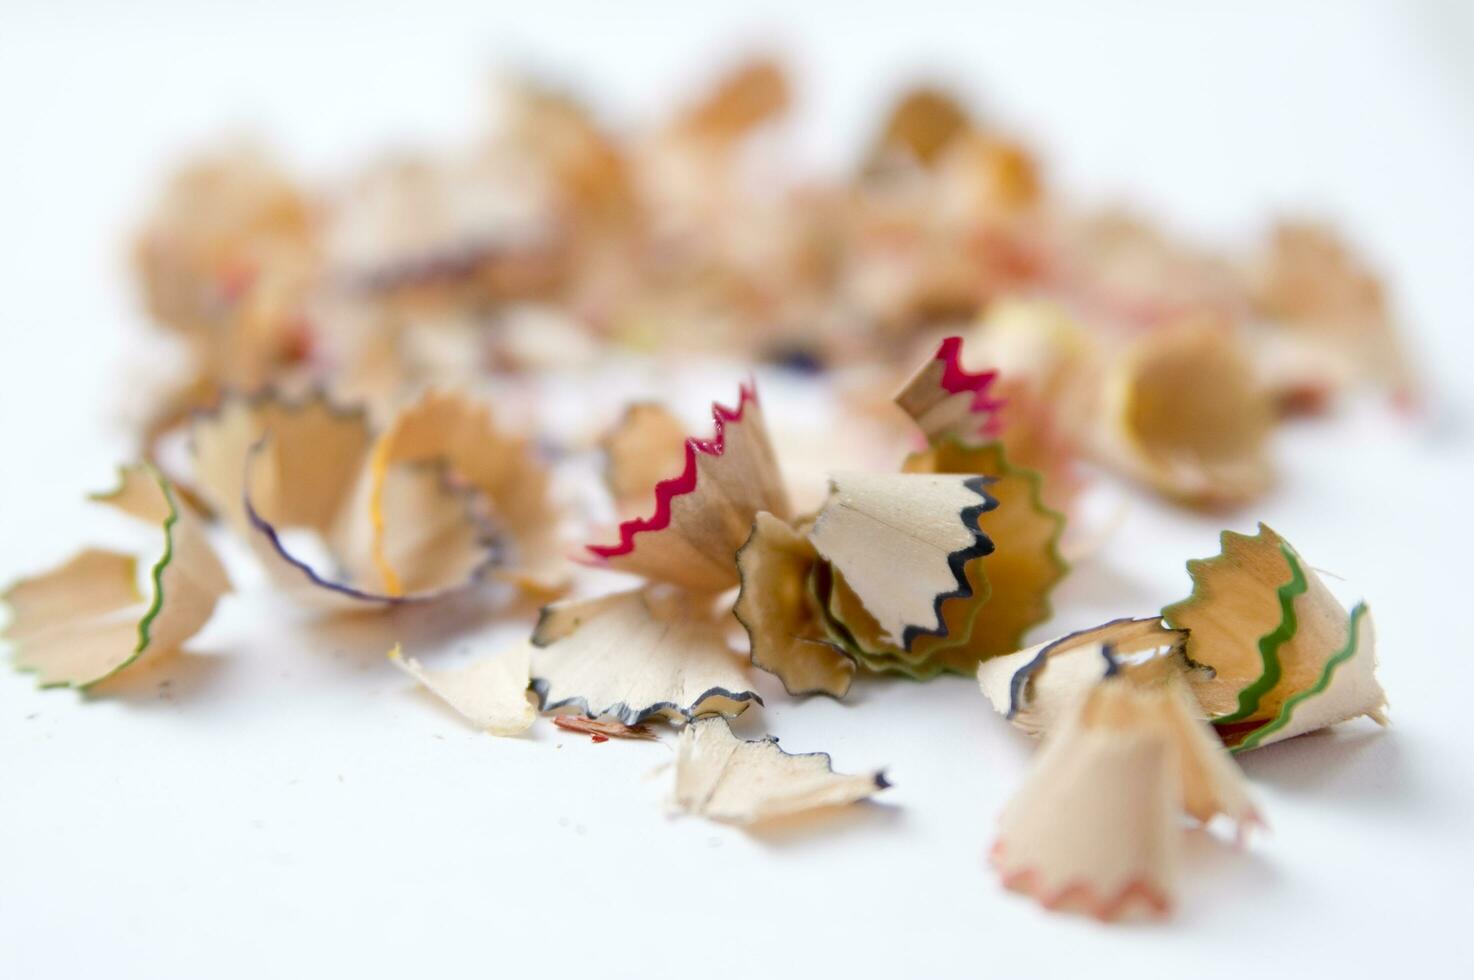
[130,55,1412,514]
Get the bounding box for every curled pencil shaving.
[734,511,855,698]
[736,442,1067,688]
[530,588,761,725]
[2,464,231,688]
[992,677,1257,922]
[921,315,1088,518]
[900,440,1068,664]
[893,334,1004,447]
[809,471,996,651]
[981,524,1389,754]
[1096,323,1273,505]
[600,401,690,518]
[365,389,567,599]
[191,391,500,610]
[978,616,1188,737]
[1163,523,1387,751]
[993,702,1178,921]
[586,383,791,593]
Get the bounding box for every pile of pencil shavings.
[4,331,1389,922]
[3,55,1407,927]
[979,524,1384,920]
[127,57,1409,512]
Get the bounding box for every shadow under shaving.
[1172,824,1280,927]
[744,798,905,847]
[1236,724,1414,808]
[86,647,232,704]
[294,586,522,667]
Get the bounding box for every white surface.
[3,3,1474,977]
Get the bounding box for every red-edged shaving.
[895,335,1005,446]
[982,677,1260,923]
[588,383,757,560]
[936,335,1006,419]
[992,843,1171,922]
[586,382,790,592]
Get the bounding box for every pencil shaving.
[992,676,1258,921]
[530,588,761,725]
[367,389,567,599]
[191,391,510,609]
[1097,323,1273,505]
[586,383,790,593]
[978,616,1188,736]
[734,512,855,697]
[901,440,1068,664]
[809,472,996,651]
[552,715,660,742]
[670,716,888,824]
[389,641,536,736]
[1163,524,1387,750]
[3,465,230,687]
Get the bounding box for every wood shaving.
[2,57,1411,932]
[993,676,1258,922]
[530,588,761,725]
[670,717,888,824]
[551,716,659,742]
[3,465,231,687]
[190,391,505,609]
[389,642,536,736]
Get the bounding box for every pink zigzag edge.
[989,840,1171,922]
[587,381,759,561]
[935,335,1005,436]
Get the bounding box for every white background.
[3,2,1473,977]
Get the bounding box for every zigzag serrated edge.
[1232,601,1372,753]
[3,463,180,689]
[1162,529,1305,728]
[587,382,758,563]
